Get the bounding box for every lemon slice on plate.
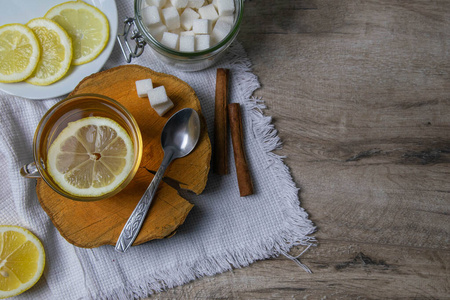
[0,24,40,83]
[45,0,109,65]
[47,117,135,197]
[26,18,72,86]
[0,225,45,299]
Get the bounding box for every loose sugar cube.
[142,6,161,26]
[148,86,174,116]
[187,0,204,9]
[148,23,168,40]
[148,86,170,107]
[160,32,179,49]
[211,18,232,43]
[195,34,210,51]
[217,0,234,16]
[198,4,219,22]
[135,79,153,98]
[192,19,210,34]
[180,30,195,36]
[146,0,167,7]
[162,7,180,30]
[180,8,199,31]
[154,100,174,116]
[170,0,188,8]
[179,35,195,52]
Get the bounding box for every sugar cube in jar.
[142,0,236,52]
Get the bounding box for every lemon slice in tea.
[45,0,109,65]
[47,117,135,198]
[0,226,45,299]
[0,23,40,83]
[26,18,72,86]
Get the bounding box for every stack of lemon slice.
[0,0,109,86]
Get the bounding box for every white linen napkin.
[0,1,315,299]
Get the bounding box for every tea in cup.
[21,93,143,201]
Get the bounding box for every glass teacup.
[20,93,143,201]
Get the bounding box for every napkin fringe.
[90,42,316,300]
[245,96,317,272]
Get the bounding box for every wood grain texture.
[145,0,450,298]
[37,65,212,248]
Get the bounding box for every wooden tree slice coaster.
[36,65,211,248]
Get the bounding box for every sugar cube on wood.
[148,86,171,107]
[154,101,174,116]
[147,86,174,116]
[135,79,153,98]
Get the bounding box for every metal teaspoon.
[115,108,201,253]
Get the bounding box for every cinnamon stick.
[214,68,229,174]
[228,103,254,197]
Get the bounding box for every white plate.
[0,0,118,100]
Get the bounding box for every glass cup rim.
[33,93,143,201]
[134,0,244,58]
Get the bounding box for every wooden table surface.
[149,1,450,298]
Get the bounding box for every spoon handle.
[115,152,173,253]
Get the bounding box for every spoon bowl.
[161,108,201,159]
[115,108,201,252]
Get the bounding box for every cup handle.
[20,162,41,178]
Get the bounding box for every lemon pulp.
[47,117,135,197]
[0,226,45,299]
[0,23,40,83]
[45,0,109,65]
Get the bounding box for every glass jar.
[117,0,244,71]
